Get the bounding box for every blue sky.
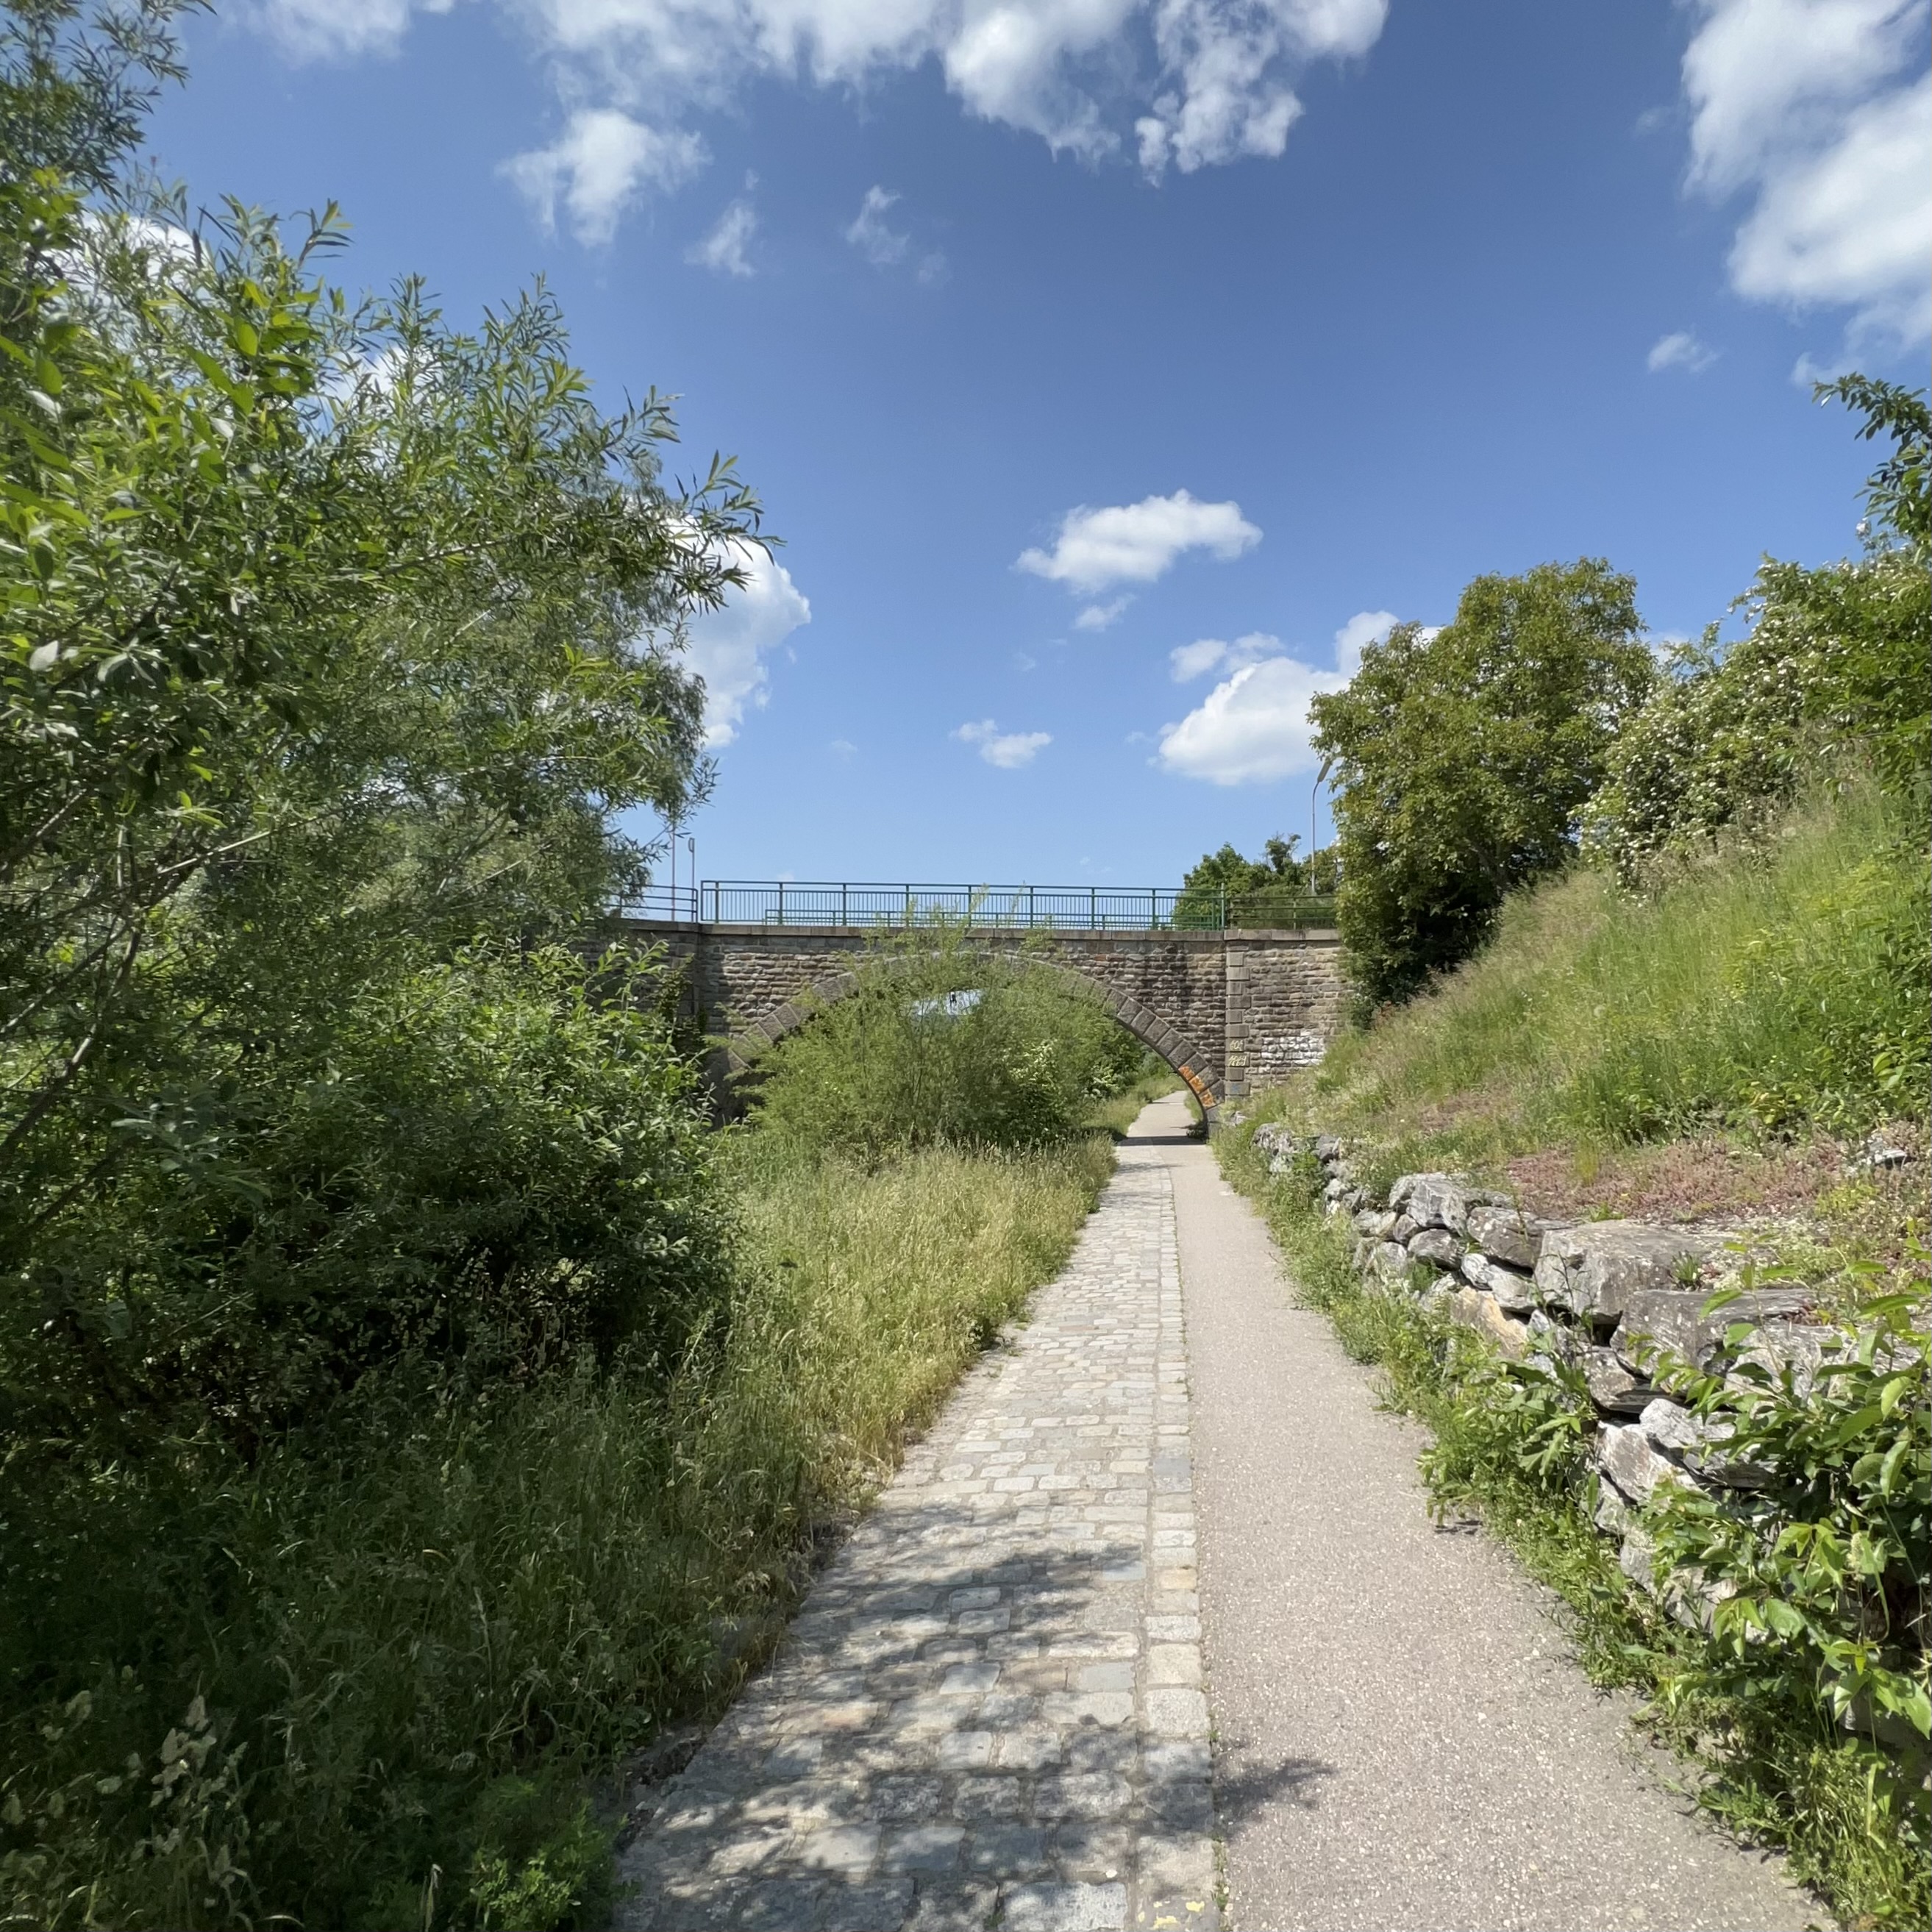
[150,0,1929,885]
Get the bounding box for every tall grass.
[0,1136,1113,1931]
[1308,783,1928,1169]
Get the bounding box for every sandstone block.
[1445,1287,1529,1358]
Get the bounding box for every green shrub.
[0,1136,1112,1930]
[1586,378,1930,885]
[746,929,1144,1157]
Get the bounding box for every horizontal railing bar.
[613,880,1337,933]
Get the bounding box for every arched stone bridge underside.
[618,921,1349,1119]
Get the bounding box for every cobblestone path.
[614,1144,1216,1932]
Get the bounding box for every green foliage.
[1301,782,1929,1155]
[0,0,195,191]
[1310,559,1653,1006]
[1642,1289,1931,1751]
[746,930,1146,1158]
[1174,835,1336,928]
[1587,379,1931,883]
[0,1136,1113,1930]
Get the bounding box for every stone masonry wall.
[613,920,1347,1115]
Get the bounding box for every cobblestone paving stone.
[614,1146,1217,1932]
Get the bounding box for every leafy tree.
[0,0,763,1452]
[1174,835,1337,927]
[747,929,1143,1158]
[1311,559,1653,1005]
[1586,377,1931,883]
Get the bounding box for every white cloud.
[249,0,445,58]
[1169,630,1273,680]
[1074,596,1132,630]
[502,108,705,243]
[1156,652,1345,785]
[1646,329,1719,372]
[1329,607,1397,675]
[955,718,1052,766]
[1017,489,1261,594]
[688,198,758,274]
[1680,0,1932,344]
[846,185,910,264]
[255,0,1387,233]
[682,543,812,746]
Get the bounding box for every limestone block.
[1614,1286,1816,1372]
[1465,1203,1553,1270]
[1638,1397,1700,1455]
[1536,1222,1722,1329]
[1368,1241,1412,1286]
[1579,1347,1658,1415]
[1461,1251,1536,1313]
[1388,1172,1454,1211]
[1405,1175,1508,1235]
[1407,1227,1464,1269]
[1595,1423,1688,1505]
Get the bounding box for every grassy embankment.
[1220,785,1929,1931]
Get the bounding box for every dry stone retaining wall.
[1250,1124,1877,1638]
[618,921,1348,1117]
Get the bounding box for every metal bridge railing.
[616,881,1336,932]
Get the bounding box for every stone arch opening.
[724,952,1223,1116]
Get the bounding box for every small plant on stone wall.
[1639,1284,1931,1754]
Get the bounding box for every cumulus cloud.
[254,0,1388,233]
[688,198,758,274]
[1075,596,1132,631]
[955,718,1053,766]
[1135,0,1384,177]
[1680,0,1932,344]
[1169,631,1272,680]
[1647,329,1719,372]
[682,543,812,746]
[1156,651,1345,784]
[1329,607,1398,675]
[502,108,706,243]
[1018,489,1261,595]
[249,0,443,58]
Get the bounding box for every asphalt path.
[1127,1090,1825,1932]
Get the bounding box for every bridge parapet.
[616,915,1348,1120]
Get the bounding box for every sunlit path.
[614,1140,1217,1931]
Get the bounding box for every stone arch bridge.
[619,888,1347,1120]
